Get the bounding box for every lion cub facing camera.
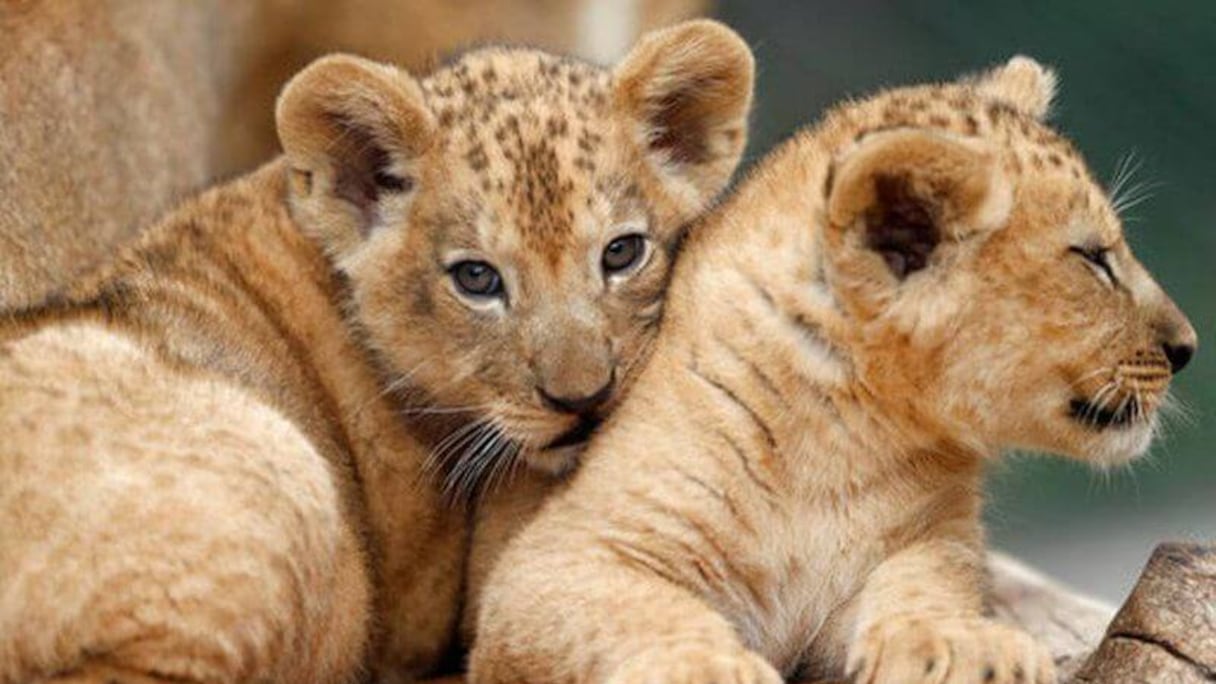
[470,57,1197,684]
[0,21,752,684]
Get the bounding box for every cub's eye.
[450,261,504,298]
[1069,245,1117,284]
[602,234,648,275]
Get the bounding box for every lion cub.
[0,21,752,684]
[470,57,1197,684]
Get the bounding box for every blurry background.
[717,0,1214,603]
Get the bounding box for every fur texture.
[0,23,752,684]
[468,57,1198,684]
[0,0,708,310]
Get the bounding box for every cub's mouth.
[543,415,603,451]
[1068,396,1143,430]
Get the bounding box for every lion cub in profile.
[0,21,752,684]
[470,57,1197,684]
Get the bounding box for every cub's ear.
[826,128,1012,280]
[972,55,1057,120]
[276,54,434,257]
[612,19,754,210]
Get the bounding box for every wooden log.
[987,552,1114,680]
[1070,542,1216,683]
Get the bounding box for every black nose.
[539,378,615,416]
[1163,342,1195,374]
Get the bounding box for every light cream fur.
[0,22,751,684]
[469,57,1198,684]
[0,0,708,310]
[0,323,370,683]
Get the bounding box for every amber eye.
[602,234,647,274]
[450,261,504,298]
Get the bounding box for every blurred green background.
[717,0,1214,602]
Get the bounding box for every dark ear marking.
[374,172,412,193]
[611,20,754,205]
[647,87,711,164]
[865,174,940,279]
[327,114,415,233]
[827,128,1009,283]
[275,54,433,249]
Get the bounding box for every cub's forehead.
[420,48,614,150]
[417,49,636,254]
[842,83,1120,232]
[853,83,1087,175]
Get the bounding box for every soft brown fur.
[0,0,708,310]
[469,57,1198,684]
[0,22,752,684]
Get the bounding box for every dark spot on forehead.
[546,115,570,138]
[417,48,623,262]
[513,139,575,247]
[986,100,1018,123]
[466,141,489,172]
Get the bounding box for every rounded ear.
[826,128,1012,280]
[276,54,434,257]
[612,19,754,209]
[973,55,1058,120]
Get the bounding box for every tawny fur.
[0,0,708,309]
[0,22,753,684]
[469,57,1198,684]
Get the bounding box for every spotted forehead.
[420,49,625,253]
[851,83,1119,225]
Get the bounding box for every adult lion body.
[0,0,707,309]
[0,22,753,683]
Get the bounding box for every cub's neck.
[664,137,984,500]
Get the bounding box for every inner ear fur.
[826,128,1012,279]
[612,19,754,206]
[276,54,434,249]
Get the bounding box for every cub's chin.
[1065,397,1159,467]
[523,444,587,476]
[1087,421,1157,467]
[520,415,603,476]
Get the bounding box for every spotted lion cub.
[0,21,752,684]
[470,57,1197,684]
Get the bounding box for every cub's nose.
[1154,297,1198,375]
[1163,341,1195,374]
[539,375,615,415]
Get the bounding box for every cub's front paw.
[608,644,782,684]
[848,617,1055,684]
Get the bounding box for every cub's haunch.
[469,57,1197,684]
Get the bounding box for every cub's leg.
[469,512,780,684]
[844,539,1056,684]
[0,324,371,684]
